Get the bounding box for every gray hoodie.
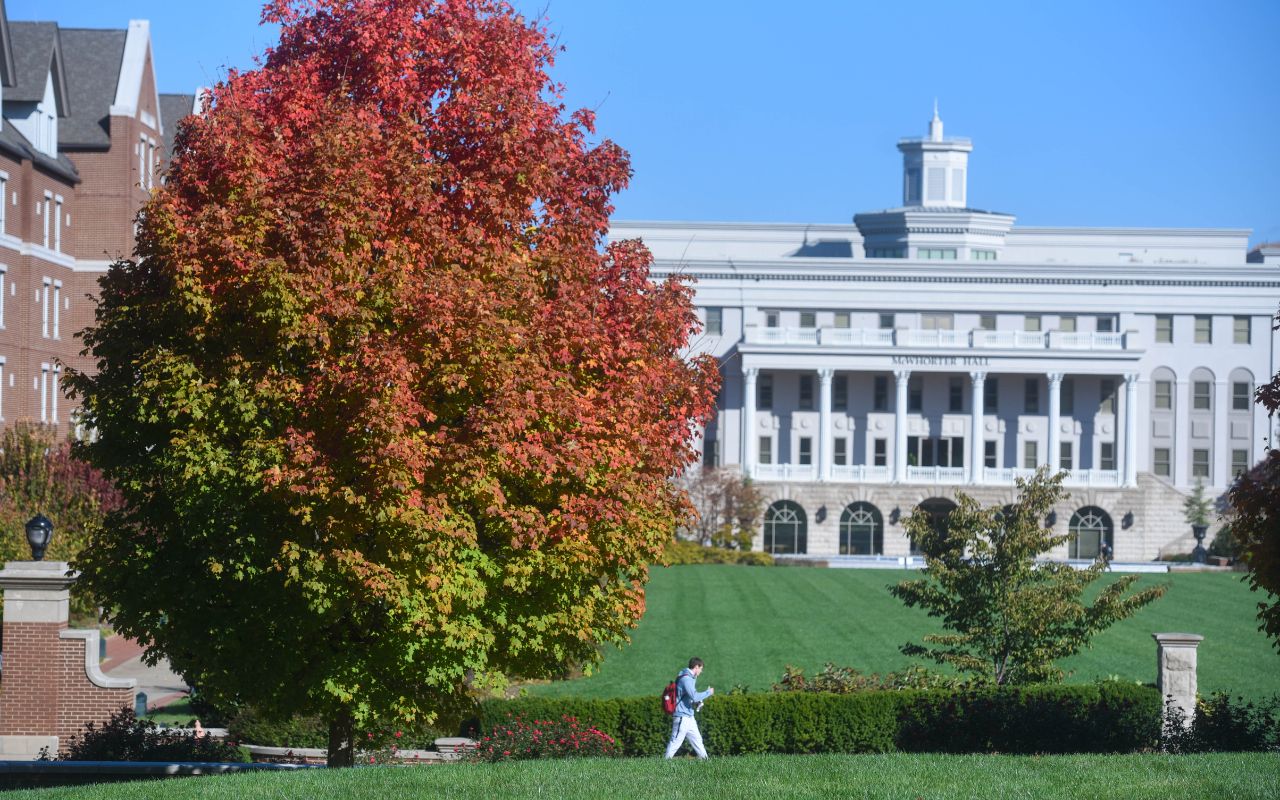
[674,667,712,718]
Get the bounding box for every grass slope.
[6,754,1277,799]
[529,566,1279,699]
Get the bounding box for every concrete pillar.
[818,368,833,482]
[1124,373,1139,487]
[742,367,758,478]
[1047,372,1063,473]
[969,371,986,484]
[894,369,911,483]
[1153,632,1203,729]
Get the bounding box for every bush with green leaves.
[772,663,963,693]
[476,683,1161,756]
[59,707,247,762]
[663,540,773,566]
[1161,693,1280,753]
[227,707,446,750]
[468,714,617,761]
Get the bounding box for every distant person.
[664,657,714,759]
[1101,541,1113,569]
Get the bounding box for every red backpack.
[661,674,680,715]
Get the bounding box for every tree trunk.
[327,709,355,768]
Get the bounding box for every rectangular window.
[979,314,996,331]
[1234,316,1251,344]
[764,310,780,328]
[1060,441,1074,471]
[799,311,816,329]
[922,312,954,330]
[1024,315,1042,333]
[1097,316,1116,333]
[0,172,7,233]
[1101,442,1116,471]
[1154,380,1173,410]
[948,377,963,412]
[1100,379,1116,414]
[873,438,888,467]
[1155,315,1173,343]
[1154,447,1171,477]
[1023,440,1038,469]
[41,278,51,338]
[798,437,812,466]
[1194,315,1212,343]
[984,378,998,412]
[758,374,773,409]
[873,375,888,411]
[984,440,997,468]
[972,249,997,261]
[702,438,718,468]
[1061,378,1074,415]
[0,266,6,328]
[1059,315,1077,333]
[39,364,49,423]
[834,437,848,466]
[1192,448,1210,478]
[834,311,850,329]
[1233,381,1252,411]
[799,374,814,410]
[1024,378,1039,413]
[919,247,958,260]
[758,436,773,465]
[879,313,895,330]
[1233,449,1249,477]
[869,247,906,258]
[53,197,63,252]
[52,280,61,339]
[908,377,923,413]
[705,307,722,336]
[0,359,4,420]
[1193,381,1211,411]
[833,375,848,411]
[42,193,51,248]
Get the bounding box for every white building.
[611,109,1280,562]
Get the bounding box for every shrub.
[61,707,247,762]
[772,663,963,693]
[662,540,773,566]
[478,683,1161,756]
[227,708,327,749]
[1162,693,1280,753]
[468,714,617,762]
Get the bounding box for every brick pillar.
[0,561,135,759]
[1153,632,1202,729]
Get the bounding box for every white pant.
[663,714,708,759]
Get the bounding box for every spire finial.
[928,100,943,142]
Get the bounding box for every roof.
[0,1,17,89]
[0,117,79,184]
[7,21,67,111]
[56,28,127,149]
[158,91,195,159]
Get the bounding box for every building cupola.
[898,102,972,209]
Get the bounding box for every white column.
[1047,372,1063,473]
[818,369,833,482]
[969,371,986,484]
[1174,378,1190,488]
[894,370,910,483]
[1213,379,1229,489]
[742,368,758,478]
[1123,372,1139,487]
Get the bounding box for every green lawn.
[528,565,1280,700]
[5,754,1277,799]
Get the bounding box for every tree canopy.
[890,470,1167,685]
[68,0,717,765]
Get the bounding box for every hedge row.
[476,683,1160,756]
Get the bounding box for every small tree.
[680,468,763,550]
[889,469,1168,685]
[1183,480,1213,527]
[1228,304,1280,650]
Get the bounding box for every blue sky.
[20,1,1280,245]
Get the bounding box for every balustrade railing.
[742,326,1128,351]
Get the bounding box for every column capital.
[818,368,835,382]
[1123,372,1140,385]
[894,369,912,382]
[743,366,759,379]
[969,370,987,384]
[1046,372,1065,385]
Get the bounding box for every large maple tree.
[68,0,717,765]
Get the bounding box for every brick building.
[0,1,195,436]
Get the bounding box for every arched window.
[764,500,807,555]
[1069,506,1114,559]
[839,502,883,555]
[911,497,957,555]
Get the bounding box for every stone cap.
[1152,632,1204,646]
[0,561,77,592]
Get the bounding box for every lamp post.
[25,514,53,561]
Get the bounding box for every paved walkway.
[100,635,189,711]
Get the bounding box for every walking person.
[664,657,714,759]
